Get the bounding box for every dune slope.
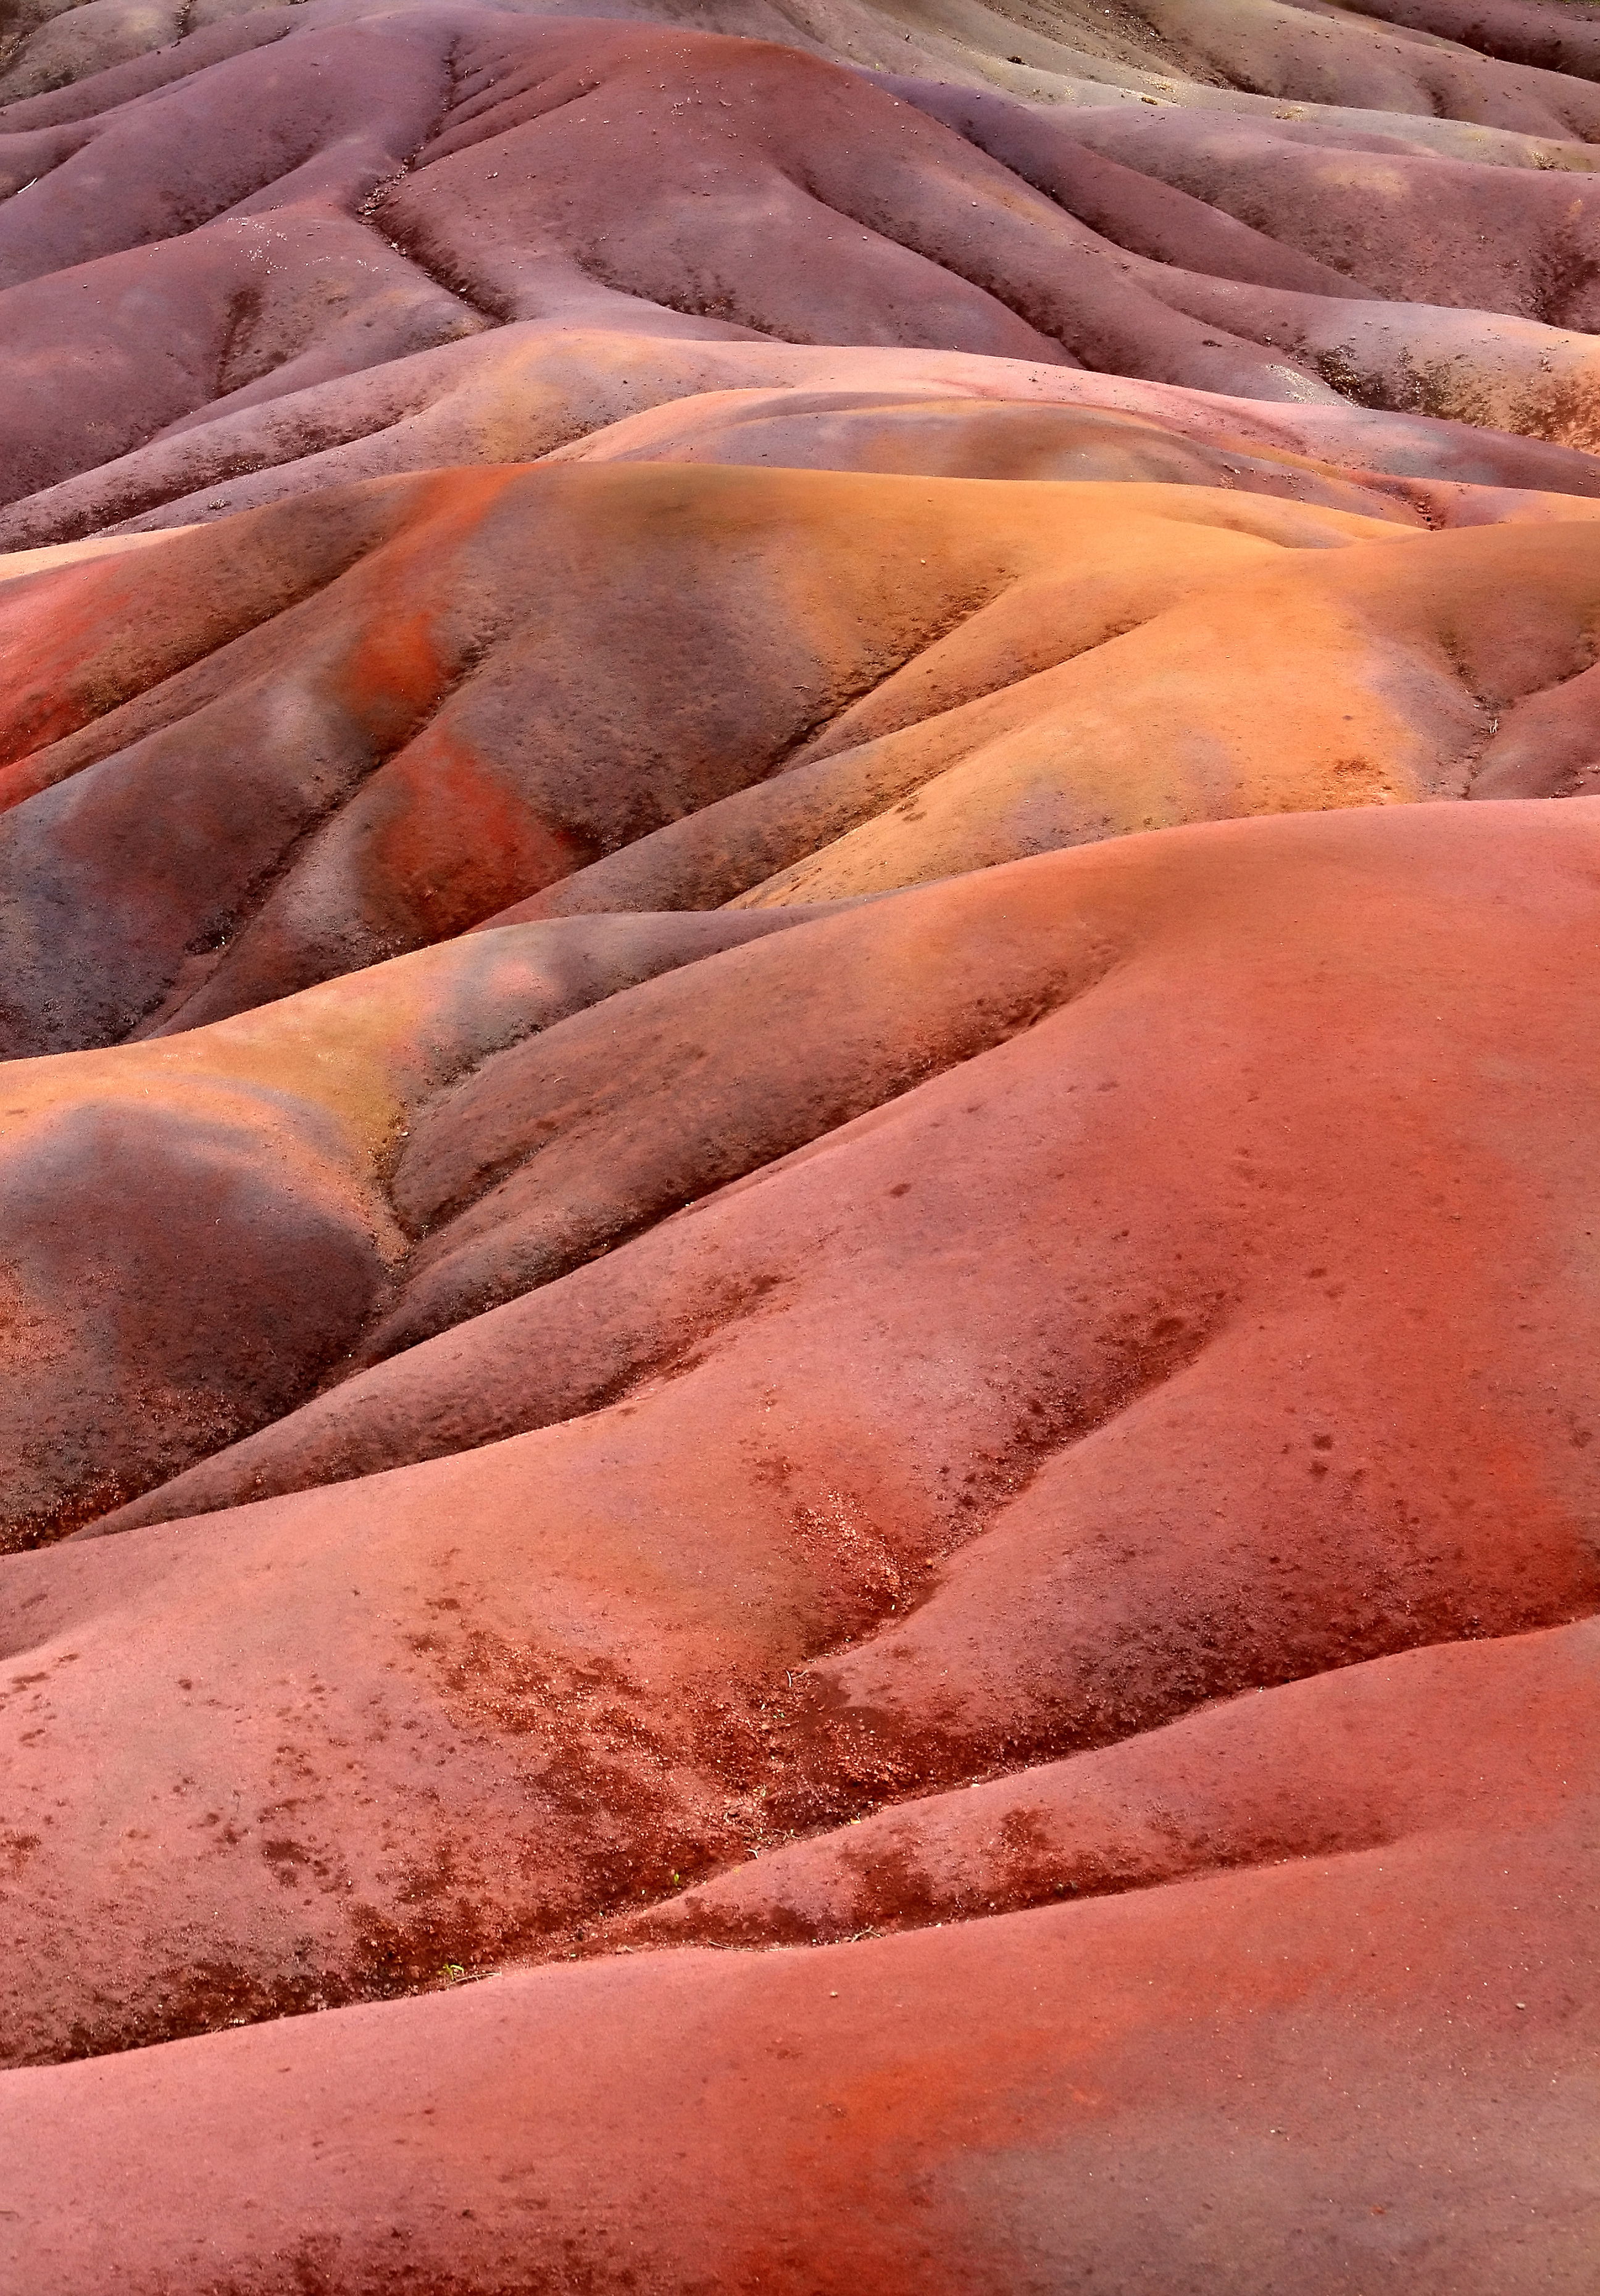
[4,1,1600,2289]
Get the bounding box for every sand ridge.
[3,1,1600,2287]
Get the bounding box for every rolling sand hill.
[2,2,1599,2290]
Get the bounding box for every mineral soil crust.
[1,1,1599,2289]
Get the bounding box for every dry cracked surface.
[2,1,1600,2291]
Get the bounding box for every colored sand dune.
[1,2,1599,2290]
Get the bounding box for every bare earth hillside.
[1,3,1599,2290]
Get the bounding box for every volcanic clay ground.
[4,0,1600,2287]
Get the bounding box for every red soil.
[2,1,1600,2287]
